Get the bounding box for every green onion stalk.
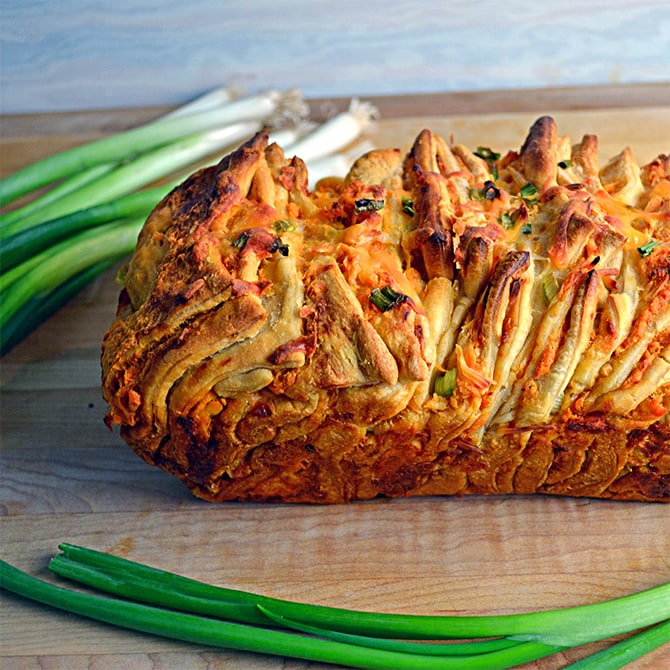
[0,87,315,355]
[48,543,670,647]
[0,87,381,355]
[2,543,667,669]
[0,259,117,354]
[0,186,173,272]
[1,122,261,238]
[0,162,118,230]
[0,89,305,208]
[0,217,144,354]
[1,558,561,670]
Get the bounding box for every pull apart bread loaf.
[101,116,670,503]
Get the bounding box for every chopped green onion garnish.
[434,368,457,397]
[500,212,515,230]
[369,286,407,312]
[274,218,297,233]
[542,274,560,304]
[519,182,539,205]
[637,240,660,257]
[474,147,500,179]
[354,198,385,214]
[558,160,574,169]
[521,223,532,235]
[232,232,249,249]
[474,147,501,162]
[401,197,415,217]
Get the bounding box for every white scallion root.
[161,85,244,120]
[267,119,317,149]
[283,98,380,163]
[272,88,310,127]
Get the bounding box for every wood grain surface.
[1,88,669,669]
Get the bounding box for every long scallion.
[0,217,144,351]
[2,85,244,229]
[2,545,668,669]
[0,259,117,355]
[306,141,376,188]
[46,555,554,661]
[282,98,379,163]
[267,119,316,148]
[0,559,562,670]
[2,122,261,236]
[159,85,239,120]
[0,163,117,230]
[0,185,174,271]
[563,619,670,670]
[0,87,382,355]
[0,89,306,208]
[256,604,541,657]
[49,543,670,651]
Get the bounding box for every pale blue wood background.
[1,0,669,114]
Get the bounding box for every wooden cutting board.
[1,85,670,669]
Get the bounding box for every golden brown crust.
[102,120,670,503]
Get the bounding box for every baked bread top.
[101,116,670,502]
